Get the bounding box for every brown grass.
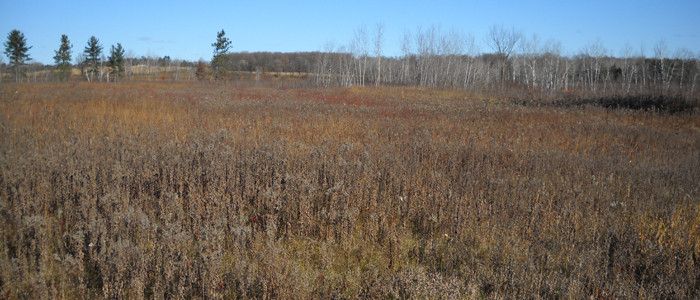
[1,82,699,298]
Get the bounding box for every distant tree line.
[2,30,133,82]
[215,52,319,73]
[2,27,699,98]
[311,25,699,98]
[1,30,199,82]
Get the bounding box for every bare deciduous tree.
[400,30,412,85]
[485,25,521,84]
[351,26,369,86]
[486,25,521,58]
[373,23,384,86]
[306,23,697,99]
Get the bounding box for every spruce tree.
[211,29,232,79]
[83,36,102,81]
[53,34,72,80]
[3,29,31,82]
[108,43,125,80]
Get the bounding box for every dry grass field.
[1,82,699,298]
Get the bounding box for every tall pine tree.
[53,34,72,81]
[83,36,102,82]
[3,30,31,82]
[108,43,125,80]
[211,29,232,79]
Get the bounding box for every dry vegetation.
[1,82,699,298]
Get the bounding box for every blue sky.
[1,0,698,64]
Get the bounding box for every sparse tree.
[4,29,32,82]
[351,26,369,86]
[400,30,413,85]
[675,48,693,93]
[580,39,607,92]
[211,29,232,79]
[485,25,521,84]
[108,43,125,80]
[195,60,209,81]
[124,50,135,80]
[83,36,102,82]
[654,40,676,92]
[415,26,438,86]
[373,23,384,86]
[486,25,521,58]
[518,34,540,87]
[53,34,72,81]
[462,33,479,88]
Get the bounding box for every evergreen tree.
[3,29,31,82]
[83,36,102,81]
[53,34,72,81]
[211,29,232,79]
[108,43,125,80]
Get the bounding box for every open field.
[1,82,699,298]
